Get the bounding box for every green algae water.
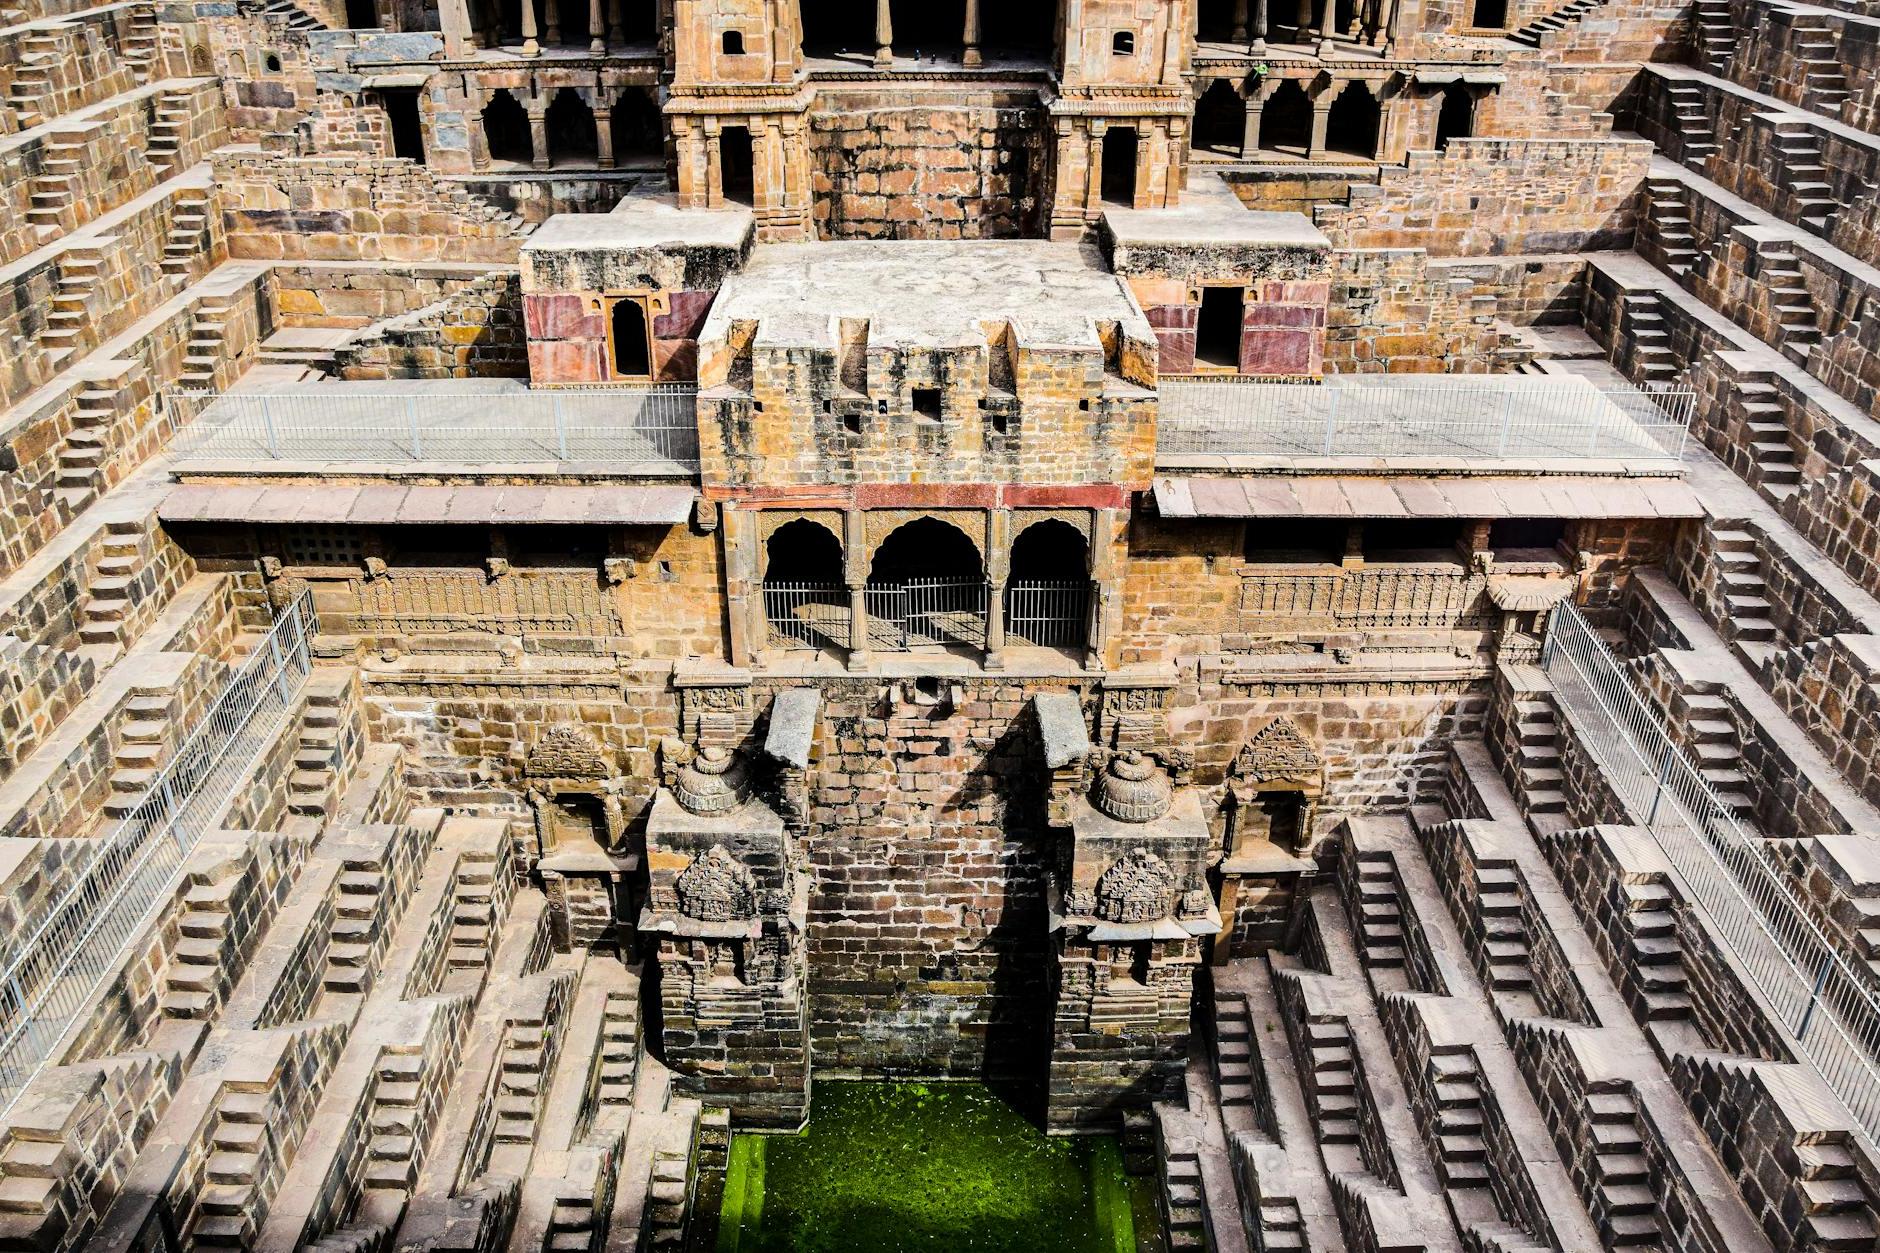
[715,1083,1166,1253]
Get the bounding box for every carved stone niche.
[1486,572,1575,665]
[641,741,800,984]
[1215,715,1324,963]
[524,722,634,951]
[674,664,754,750]
[1096,665,1179,754]
[1056,751,1221,942]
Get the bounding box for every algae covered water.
[715,1082,1165,1252]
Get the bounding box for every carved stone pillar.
[846,582,870,671]
[1317,0,1338,53]
[441,0,474,56]
[520,0,539,55]
[588,0,604,52]
[1250,0,1267,50]
[1241,88,1262,156]
[528,102,550,169]
[606,0,623,42]
[594,106,614,167]
[1307,95,1332,157]
[875,0,892,66]
[704,126,723,204]
[1232,0,1249,40]
[544,0,561,44]
[1295,0,1313,41]
[963,0,981,65]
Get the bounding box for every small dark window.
[844,411,863,434]
[1363,519,1465,562]
[722,29,744,54]
[989,411,1008,434]
[610,298,651,378]
[1112,30,1134,53]
[511,526,602,567]
[265,52,283,72]
[1244,519,1345,563]
[1489,518,1567,553]
[912,388,942,421]
[378,87,425,162]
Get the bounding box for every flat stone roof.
[1153,475,1704,519]
[522,194,755,253]
[1102,173,1330,250]
[702,239,1152,350]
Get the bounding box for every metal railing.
[1005,580,1091,650]
[1156,377,1692,463]
[763,581,849,650]
[0,593,316,1113]
[1541,603,1880,1144]
[167,386,700,469]
[865,578,989,651]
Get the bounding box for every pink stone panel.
[653,339,699,382]
[528,338,607,385]
[655,289,716,339]
[524,293,602,340]
[1240,328,1318,376]
[1244,302,1325,330]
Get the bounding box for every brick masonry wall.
[331,271,528,379]
[213,150,527,264]
[806,88,1048,240]
[1324,248,1505,372]
[1314,138,1651,257]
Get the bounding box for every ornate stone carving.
[1094,847,1177,923]
[1092,751,1172,823]
[527,723,611,779]
[1231,717,1322,785]
[603,557,635,585]
[671,745,752,816]
[675,845,757,922]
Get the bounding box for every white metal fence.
[167,386,700,469]
[1542,603,1880,1145]
[763,581,849,650]
[1157,377,1692,462]
[0,593,316,1113]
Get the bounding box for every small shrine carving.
[527,723,612,780]
[1230,716,1322,786]
[1095,847,1178,923]
[675,845,758,923]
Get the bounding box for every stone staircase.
[255,0,327,31]
[1665,81,1718,166]
[1710,530,1780,663]
[1793,24,1850,118]
[146,89,195,175]
[1759,245,1821,368]
[1159,1137,1205,1250]
[1727,377,1800,502]
[1508,0,1604,47]
[1673,690,1756,816]
[492,977,576,1154]
[1690,0,1734,74]
[55,385,122,500]
[365,1052,428,1193]
[1583,1087,1659,1246]
[287,683,346,816]
[1620,292,1680,386]
[1617,878,1697,1024]
[1772,122,1835,235]
[161,189,214,279]
[185,1089,274,1248]
[104,679,179,818]
[1212,988,1255,1107]
[26,133,86,239]
[79,520,147,650]
[1795,1139,1880,1250]
[39,245,108,367]
[595,987,640,1110]
[121,6,162,84]
[1475,866,1533,995]
[1425,1043,1490,1191]
[178,297,237,390]
[327,860,394,996]
[1645,178,1696,278]
[1510,699,1567,816]
[1350,850,1405,970]
[447,847,503,971]
[5,31,60,130]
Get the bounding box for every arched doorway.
[1259,80,1311,155]
[1100,127,1138,205]
[1325,81,1379,159]
[609,298,650,378]
[481,90,532,165]
[762,519,847,651]
[545,88,597,167]
[609,90,663,166]
[866,518,987,651]
[1006,520,1091,652]
[1193,80,1247,158]
[1434,83,1473,151]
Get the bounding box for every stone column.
[529,101,550,169]
[1241,85,1263,156]
[1083,123,1105,214]
[1232,0,1248,40]
[588,0,604,52]
[1295,0,1312,41]
[520,0,540,55]
[963,0,981,66]
[594,105,614,166]
[984,510,1009,669]
[846,583,871,670]
[1307,93,1332,157]
[441,0,474,56]
[544,0,561,44]
[607,0,623,43]
[1317,0,1338,54]
[845,512,870,670]
[1249,0,1266,50]
[704,126,723,204]
[875,0,892,66]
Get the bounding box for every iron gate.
[865,578,989,650]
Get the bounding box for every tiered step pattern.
[1509,0,1605,47]
[79,520,149,650]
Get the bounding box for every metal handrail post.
[260,397,281,458]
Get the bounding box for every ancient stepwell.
[2,0,1880,1247]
